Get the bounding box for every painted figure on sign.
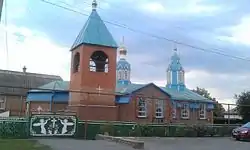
[60,119,74,134]
[33,118,48,134]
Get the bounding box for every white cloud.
[217,16,250,46]
[0,24,71,80]
[138,0,220,15]
[140,2,166,14]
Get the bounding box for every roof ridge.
[0,69,62,79]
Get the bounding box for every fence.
[0,115,240,139]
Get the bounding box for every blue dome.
[168,52,183,71]
[117,58,131,70]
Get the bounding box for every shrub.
[99,122,115,136]
[0,118,29,139]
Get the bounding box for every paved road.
[37,137,249,150]
[141,137,249,150]
[37,138,134,150]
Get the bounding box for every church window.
[172,103,176,119]
[155,100,164,118]
[73,52,80,73]
[199,104,206,119]
[124,71,128,80]
[0,95,6,110]
[167,70,171,85]
[138,97,147,117]
[178,70,184,84]
[181,103,189,119]
[89,51,109,72]
[117,71,122,80]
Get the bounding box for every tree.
[235,91,250,122]
[192,87,225,117]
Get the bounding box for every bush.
[0,118,29,139]
[99,122,115,136]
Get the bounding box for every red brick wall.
[69,45,117,106]
[29,102,68,113]
[69,44,118,120]
[118,84,172,123]
[171,107,213,124]
[118,84,213,124]
[2,95,26,116]
[71,105,118,121]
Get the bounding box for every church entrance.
[29,114,77,137]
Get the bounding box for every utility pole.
[0,0,3,21]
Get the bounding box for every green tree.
[192,87,225,117]
[235,91,250,121]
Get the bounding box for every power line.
[39,0,250,62]
[98,0,233,54]
[0,84,246,106]
[4,0,9,69]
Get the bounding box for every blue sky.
[0,0,250,105]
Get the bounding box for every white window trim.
[181,104,190,119]
[0,96,6,110]
[199,104,207,119]
[176,71,179,84]
[155,100,164,118]
[172,105,177,119]
[167,70,171,85]
[124,70,128,80]
[138,97,147,118]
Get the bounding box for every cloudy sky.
[0,0,250,104]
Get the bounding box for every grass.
[0,139,52,150]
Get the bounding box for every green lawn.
[0,139,51,150]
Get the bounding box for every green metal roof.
[29,81,212,103]
[71,10,118,50]
[29,81,69,92]
[116,83,212,102]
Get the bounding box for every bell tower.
[166,48,185,91]
[69,0,118,120]
[116,36,131,85]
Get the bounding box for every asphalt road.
[38,138,134,150]
[142,137,249,150]
[38,137,249,150]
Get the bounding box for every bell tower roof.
[71,0,118,50]
[168,48,183,71]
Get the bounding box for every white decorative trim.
[199,104,206,119]
[137,97,147,118]
[181,103,189,119]
[0,96,6,110]
[155,100,164,118]
[176,71,179,84]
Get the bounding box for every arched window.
[73,52,80,73]
[138,97,147,117]
[167,70,171,84]
[89,51,108,72]
[117,71,122,80]
[124,70,128,80]
[178,70,185,84]
[155,100,164,118]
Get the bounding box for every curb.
[95,134,144,149]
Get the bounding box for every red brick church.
[26,0,214,124]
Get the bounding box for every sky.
[0,0,250,105]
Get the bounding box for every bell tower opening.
[73,52,80,73]
[89,51,109,73]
